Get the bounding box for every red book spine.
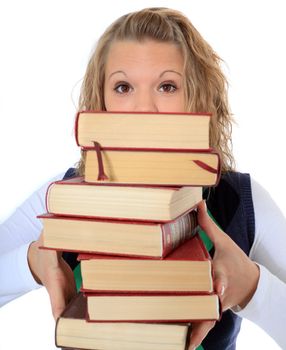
[162,210,198,257]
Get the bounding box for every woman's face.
[104,40,185,112]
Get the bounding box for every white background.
[0,0,285,349]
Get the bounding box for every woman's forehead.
[105,40,184,73]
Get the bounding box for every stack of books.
[39,111,221,350]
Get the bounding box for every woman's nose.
[133,91,159,112]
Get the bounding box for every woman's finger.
[49,284,66,320]
[188,320,216,350]
[197,200,226,246]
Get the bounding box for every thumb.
[197,200,224,246]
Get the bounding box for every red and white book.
[45,177,202,222]
[39,210,198,258]
[85,292,220,323]
[75,110,211,150]
[79,234,213,293]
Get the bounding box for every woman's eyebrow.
[108,70,127,80]
[159,70,182,78]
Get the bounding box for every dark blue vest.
[201,171,255,350]
[62,168,255,350]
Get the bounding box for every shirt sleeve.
[0,172,65,306]
[233,177,286,348]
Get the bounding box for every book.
[85,293,220,322]
[75,111,211,149]
[83,147,220,186]
[56,292,191,350]
[46,177,202,221]
[79,234,213,293]
[39,210,198,258]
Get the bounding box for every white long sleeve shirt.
[0,173,286,348]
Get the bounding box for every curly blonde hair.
[77,7,235,174]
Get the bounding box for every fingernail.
[220,285,225,296]
[188,346,197,350]
[202,200,207,210]
[188,343,197,350]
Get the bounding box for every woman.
[1,7,286,350]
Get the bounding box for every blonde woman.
[1,8,285,350]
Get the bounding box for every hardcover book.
[85,292,220,322]
[79,234,213,293]
[75,111,211,149]
[39,210,198,258]
[84,147,220,186]
[56,293,191,350]
[46,177,202,221]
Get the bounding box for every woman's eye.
[159,83,177,93]
[114,83,132,94]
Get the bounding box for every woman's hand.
[27,232,76,320]
[188,201,260,350]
